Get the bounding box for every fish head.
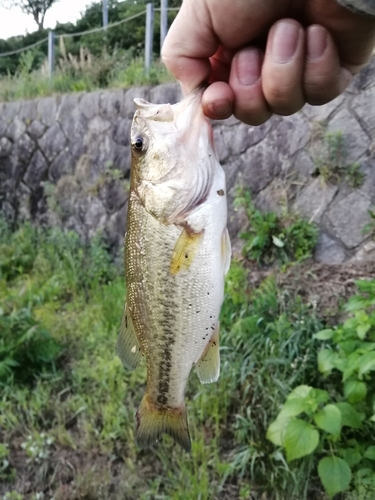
[130,87,215,186]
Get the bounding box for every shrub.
[235,189,318,265]
[267,279,375,498]
[0,305,61,384]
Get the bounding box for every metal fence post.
[103,0,108,29]
[48,30,55,80]
[145,3,154,74]
[160,0,168,54]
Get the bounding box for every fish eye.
[133,136,146,152]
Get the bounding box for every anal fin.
[195,322,220,384]
[116,303,142,370]
[170,226,204,275]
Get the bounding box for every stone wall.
[1,58,375,263]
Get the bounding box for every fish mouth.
[133,86,206,129]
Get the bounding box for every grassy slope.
[1,218,374,499]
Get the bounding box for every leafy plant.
[0,305,61,384]
[0,220,39,281]
[267,279,375,498]
[235,188,318,265]
[315,131,364,188]
[363,208,375,237]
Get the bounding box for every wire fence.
[0,3,180,77]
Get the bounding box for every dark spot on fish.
[125,315,128,328]
[157,394,168,405]
[189,304,192,307]
[211,326,215,330]
[207,292,209,295]
[213,342,216,346]
[210,316,212,319]
[206,328,209,330]
[217,189,225,196]
[196,311,200,314]
[185,253,188,258]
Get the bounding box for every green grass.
[1,216,368,499]
[0,51,173,102]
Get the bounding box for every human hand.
[162,0,375,125]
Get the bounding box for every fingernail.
[307,26,327,60]
[236,48,262,86]
[208,99,231,117]
[272,22,300,63]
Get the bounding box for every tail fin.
[135,394,191,452]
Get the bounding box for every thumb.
[162,1,217,94]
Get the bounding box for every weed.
[20,433,54,464]
[363,208,375,237]
[268,279,375,498]
[235,188,318,265]
[0,305,61,384]
[315,131,365,188]
[0,49,173,102]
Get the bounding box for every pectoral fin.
[116,303,142,370]
[221,227,231,275]
[170,226,204,275]
[195,323,220,384]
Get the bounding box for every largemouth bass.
[117,88,231,452]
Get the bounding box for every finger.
[304,25,352,105]
[162,0,288,95]
[262,19,305,115]
[308,0,375,75]
[229,48,271,125]
[202,82,234,120]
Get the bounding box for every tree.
[1,0,58,31]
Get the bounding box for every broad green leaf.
[358,351,375,377]
[345,296,366,312]
[356,279,375,293]
[362,342,375,352]
[343,318,358,331]
[342,353,361,381]
[272,235,284,248]
[344,380,367,403]
[266,416,291,446]
[318,349,336,375]
[364,446,375,461]
[335,403,362,430]
[370,414,375,422]
[357,324,370,340]
[339,340,359,355]
[314,329,334,340]
[287,385,313,400]
[279,398,307,418]
[310,388,329,405]
[314,404,341,435]
[341,447,362,467]
[284,419,319,462]
[318,456,351,498]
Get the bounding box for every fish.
[117,87,231,452]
